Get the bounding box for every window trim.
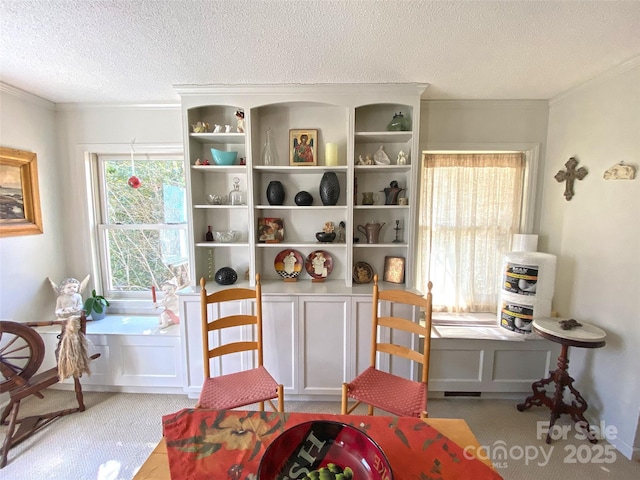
[419,143,540,322]
[82,143,184,313]
[421,143,539,234]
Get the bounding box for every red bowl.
[258,420,393,480]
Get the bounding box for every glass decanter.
[229,177,246,205]
[261,128,278,166]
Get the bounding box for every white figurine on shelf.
[155,278,180,329]
[48,274,90,320]
[235,110,245,133]
[224,125,232,133]
[397,150,407,165]
[213,124,222,133]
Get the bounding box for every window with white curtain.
[416,152,525,316]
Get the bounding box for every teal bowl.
[210,148,238,165]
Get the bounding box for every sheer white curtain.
[416,153,524,313]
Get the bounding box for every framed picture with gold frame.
[289,129,318,166]
[0,147,43,237]
[383,256,405,284]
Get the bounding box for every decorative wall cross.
[555,157,588,201]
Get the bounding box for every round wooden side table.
[516,317,606,444]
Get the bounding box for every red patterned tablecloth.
[162,409,502,480]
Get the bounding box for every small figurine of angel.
[155,278,180,329]
[48,275,90,320]
[235,109,245,133]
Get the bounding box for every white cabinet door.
[351,296,374,378]
[180,295,252,395]
[180,296,205,397]
[352,298,418,381]
[262,295,298,393]
[299,296,350,395]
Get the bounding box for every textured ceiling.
[1,1,640,104]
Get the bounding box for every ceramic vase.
[215,267,238,285]
[267,180,285,205]
[319,172,340,206]
[294,191,313,206]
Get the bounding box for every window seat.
[33,315,184,394]
[431,312,544,341]
[432,325,543,341]
[35,315,179,336]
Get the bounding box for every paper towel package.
[502,252,557,299]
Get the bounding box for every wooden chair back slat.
[200,276,265,379]
[371,276,434,383]
[208,341,258,359]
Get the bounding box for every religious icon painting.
[289,129,318,166]
[383,256,405,284]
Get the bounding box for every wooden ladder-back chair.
[0,313,100,468]
[342,275,433,418]
[197,274,284,412]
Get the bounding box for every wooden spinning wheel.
[0,317,100,468]
[0,321,46,393]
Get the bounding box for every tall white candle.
[325,143,338,166]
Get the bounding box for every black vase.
[319,172,340,206]
[294,190,313,206]
[215,267,238,285]
[267,180,285,205]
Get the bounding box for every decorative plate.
[274,249,304,280]
[305,250,333,279]
[352,261,374,284]
[258,420,393,480]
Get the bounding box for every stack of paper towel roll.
[498,236,557,334]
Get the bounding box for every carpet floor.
[1,389,638,479]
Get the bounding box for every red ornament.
[128,175,141,188]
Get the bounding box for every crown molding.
[55,102,181,111]
[174,83,429,97]
[0,82,55,110]
[421,99,548,110]
[550,55,640,105]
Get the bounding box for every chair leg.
[341,384,348,415]
[0,401,20,469]
[277,384,284,412]
[367,404,374,416]
[258,401,265,412]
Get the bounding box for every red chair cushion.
[197,366,280,410]
[347,366,427,417]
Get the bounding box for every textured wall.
[0,87,67,322]
[541,63,640,459]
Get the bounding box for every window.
[416,152,527,315]
[94,153,189,299]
